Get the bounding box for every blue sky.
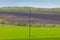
[0,0,60,8]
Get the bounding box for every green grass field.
[0,25,29,40]
[30,27,60,40]
[0,25,60,40]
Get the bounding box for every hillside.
[0,7,60,24]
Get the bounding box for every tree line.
[0,21,59,27]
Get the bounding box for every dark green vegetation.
[0,7,60,11]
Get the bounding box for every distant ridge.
[0,7,60,12]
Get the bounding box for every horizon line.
[0,6,60,8]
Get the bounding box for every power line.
[29,8,31,40]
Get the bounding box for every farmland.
[0,25,60,40]
[0,7,60,40]
[30,27,60,40]
[0,25,29,40]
